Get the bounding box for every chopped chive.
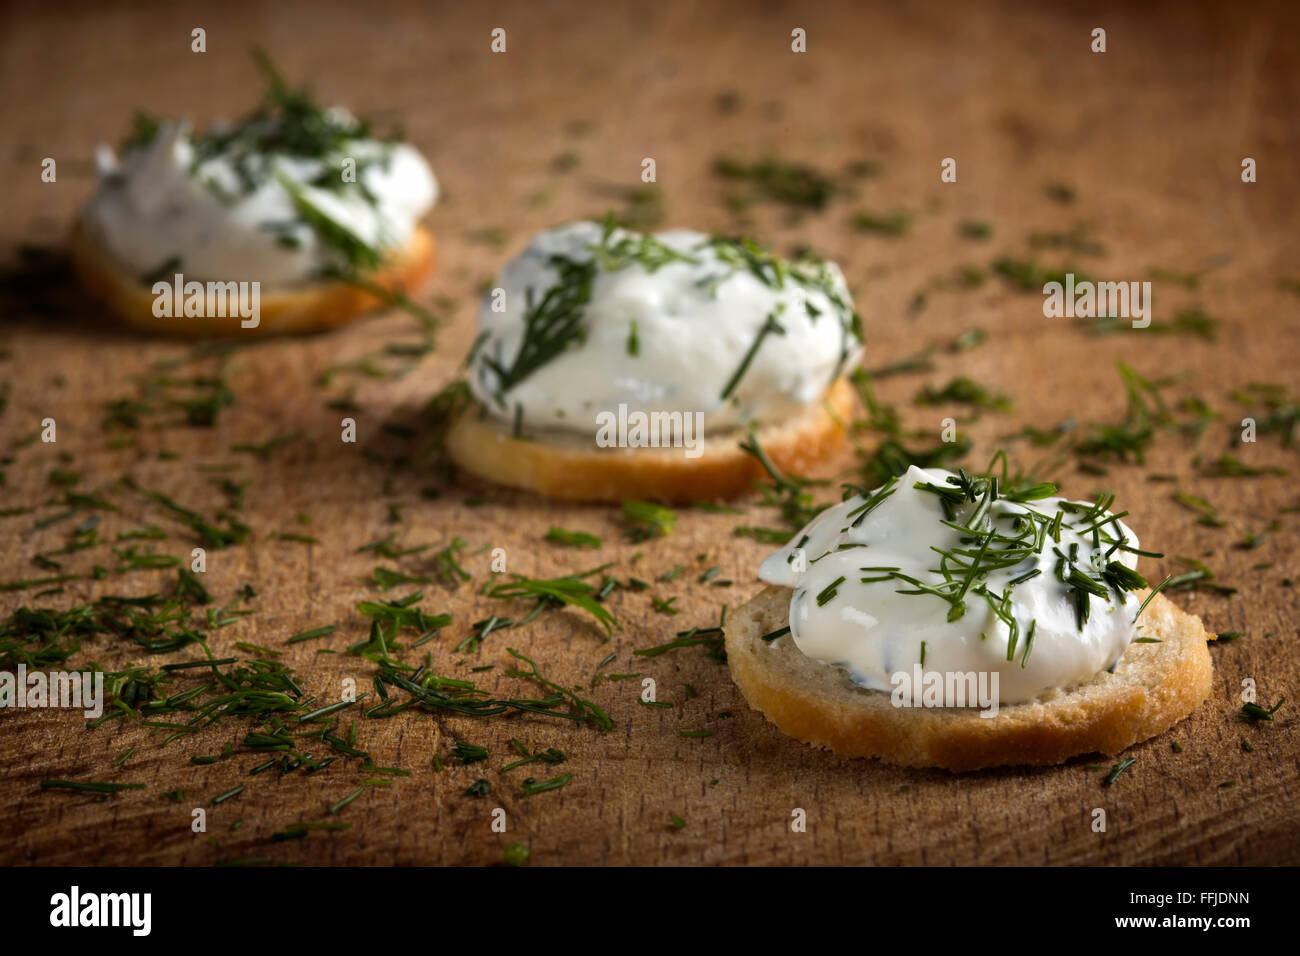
[1103,757,1136,786]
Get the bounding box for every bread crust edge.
[725,584,1215,771]
[69,218,436,337]
[445,375,856,503]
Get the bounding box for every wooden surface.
[1,0,1297,866]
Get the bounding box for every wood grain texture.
[0,0,1296,866]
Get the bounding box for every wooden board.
[0,0,1297,866]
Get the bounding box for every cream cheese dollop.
[758,465,1148,704]
[467,221,861,434]
[82,117,437,285]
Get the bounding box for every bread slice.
[725,584,1215,771]
[445,375,855,503]
[69,218,436,336]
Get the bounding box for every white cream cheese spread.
[467,221,861,434]
[83,111,436,286]
[758,465,1153,704]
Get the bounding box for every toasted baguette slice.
[445,375,855,503]
[69,218,436,336]
[725,585,1214,771]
